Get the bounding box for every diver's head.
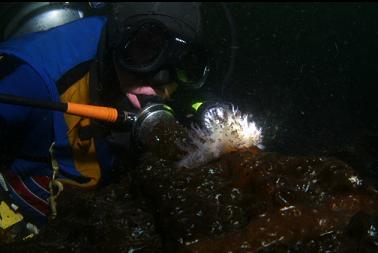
[107,2,210,99]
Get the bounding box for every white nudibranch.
[176,105,263,168]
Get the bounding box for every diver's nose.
[151,69,171,86]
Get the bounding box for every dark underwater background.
[195,3,378,186]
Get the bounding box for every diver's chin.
[123,85,158,110]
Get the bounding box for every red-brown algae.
[135,121,378,252]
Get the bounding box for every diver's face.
[113,55,177,109]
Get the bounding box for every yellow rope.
[48,142,64,220]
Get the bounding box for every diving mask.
[115,20,210,90]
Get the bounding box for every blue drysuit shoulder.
[0,16,108,181]
[0,16,107,89]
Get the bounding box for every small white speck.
[175,37,187,44]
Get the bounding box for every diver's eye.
[120,23,168,67]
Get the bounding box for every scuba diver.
[0,2,211,242]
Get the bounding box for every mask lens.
[120,23,167,68]
[175,47,209,89]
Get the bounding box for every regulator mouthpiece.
[132,103,176,148]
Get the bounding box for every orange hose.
[66,103,119,122]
